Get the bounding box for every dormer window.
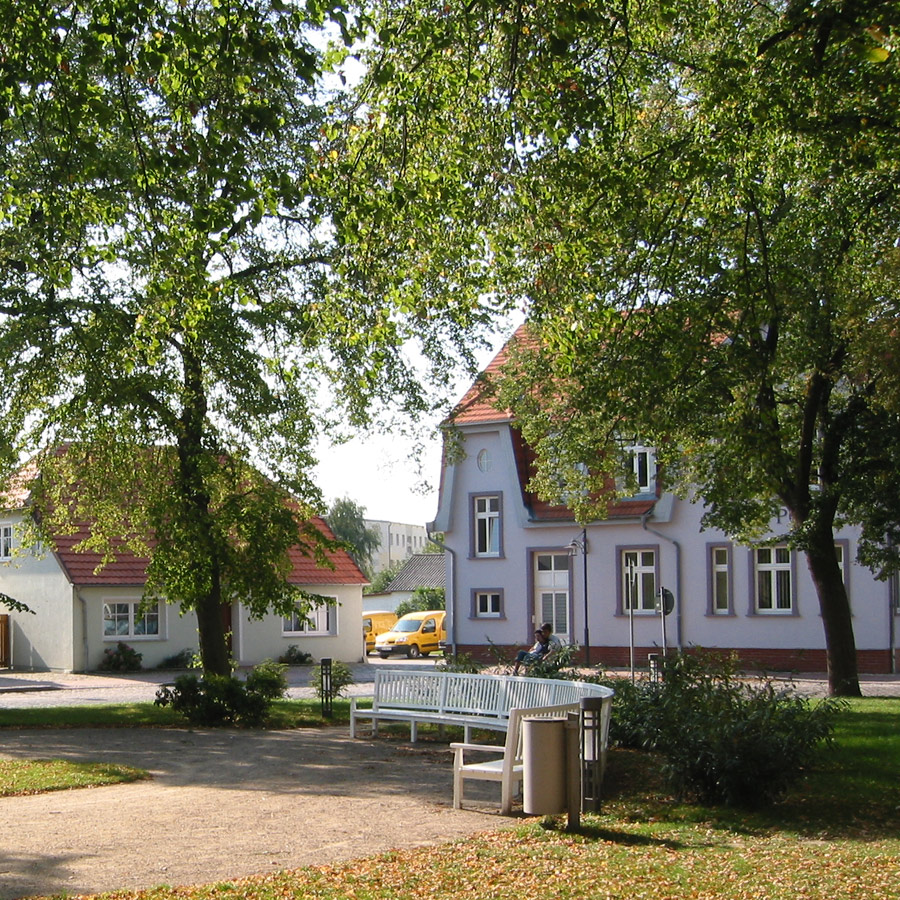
[625,443,656,494]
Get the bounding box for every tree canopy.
[347,0,900,695]
[0,0,504,675]
[326,496,381,576]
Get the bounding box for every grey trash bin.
[522,716,567,815]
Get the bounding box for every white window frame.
[709,544,732,615]
[283,598,338,636]
[620,548,658,613]
[102,600,162,640]
[473,494,501,558]
[473,589,503,618]
[753,545,794,614]
[624,443,656,494]
[0,524,13,560]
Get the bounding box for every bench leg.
[500,778,513,816]
[452,751,463,809]
[410,721,418,743]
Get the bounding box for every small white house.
[431,328,898,674]
[0,509,368,673]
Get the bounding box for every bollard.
[320,657,333,718]
[580,696,608,813]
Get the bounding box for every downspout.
[76,589,88,673]
[427,532,456,659]
[641,513,683,650]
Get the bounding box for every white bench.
[349,669,611,743]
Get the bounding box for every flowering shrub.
[97,642,143,672]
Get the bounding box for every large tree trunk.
[194,562,231,677]
[804,517,862,697]
[178,340,232,678]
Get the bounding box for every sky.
[312,319,519,526]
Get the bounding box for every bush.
[278,645,313,665]
[435,652,484,674]
[97,642,143,672]
[310,660,354,699]
[156,648,197,670]
[526,642,578,678]
[599,652,843,807]
[154,660,288,727]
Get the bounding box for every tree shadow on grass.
[601,747,900,843]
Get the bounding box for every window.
[754,546,793,613]
[473,494,501,557]
[473,590,503,618]
[709,545,731,615]
[0,524,13,560]
[103,601,161,639]
[622,549,657,612]
[283,599,337,635]
[624,443,656,494]
[534,553,570,637]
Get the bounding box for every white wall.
[0,527,76,672]
[439,424,894,666]
[236,583,366,665]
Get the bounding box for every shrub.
[526,642,578,678]
[278,645,313,666]
[97,642,143,672]
[154,660,288,727]
[599,652,843,807]
[310,659,354,699]
[435,652,484,674]
[156,648,197,670]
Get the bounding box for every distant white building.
[365,520,430,574]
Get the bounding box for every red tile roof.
[448,324,657,522]
[49,513,367,587]
[448,325,530,425]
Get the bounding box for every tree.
[364,559,405,594]
[326,497,381,575]
[0,0,500,676]
[395,585,444,619]
[345,0,900,695]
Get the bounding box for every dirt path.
[0,727,503,900]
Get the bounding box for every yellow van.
[363,611,398,655]
[374,610,446,659]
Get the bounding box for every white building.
[430,331,898,674]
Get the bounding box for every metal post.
[565,712,581,831]
[567,530,590,668]
[627,559,636,683]
[321,657,333,718]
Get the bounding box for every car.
[374,610,447,659]
[363,611,398,655]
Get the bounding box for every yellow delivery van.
[363,611,398,655]
[374,610,446,659]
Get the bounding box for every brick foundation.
[454,644,895,675]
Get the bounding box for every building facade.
[430,337,899,674]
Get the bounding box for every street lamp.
[567,528,590,667]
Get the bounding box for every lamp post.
[567,528,590,667]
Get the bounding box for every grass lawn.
[0,758,147,796]
[1,697,897,900]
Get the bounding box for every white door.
[533,552,571,641]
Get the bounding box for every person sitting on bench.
[513,623,561,675]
